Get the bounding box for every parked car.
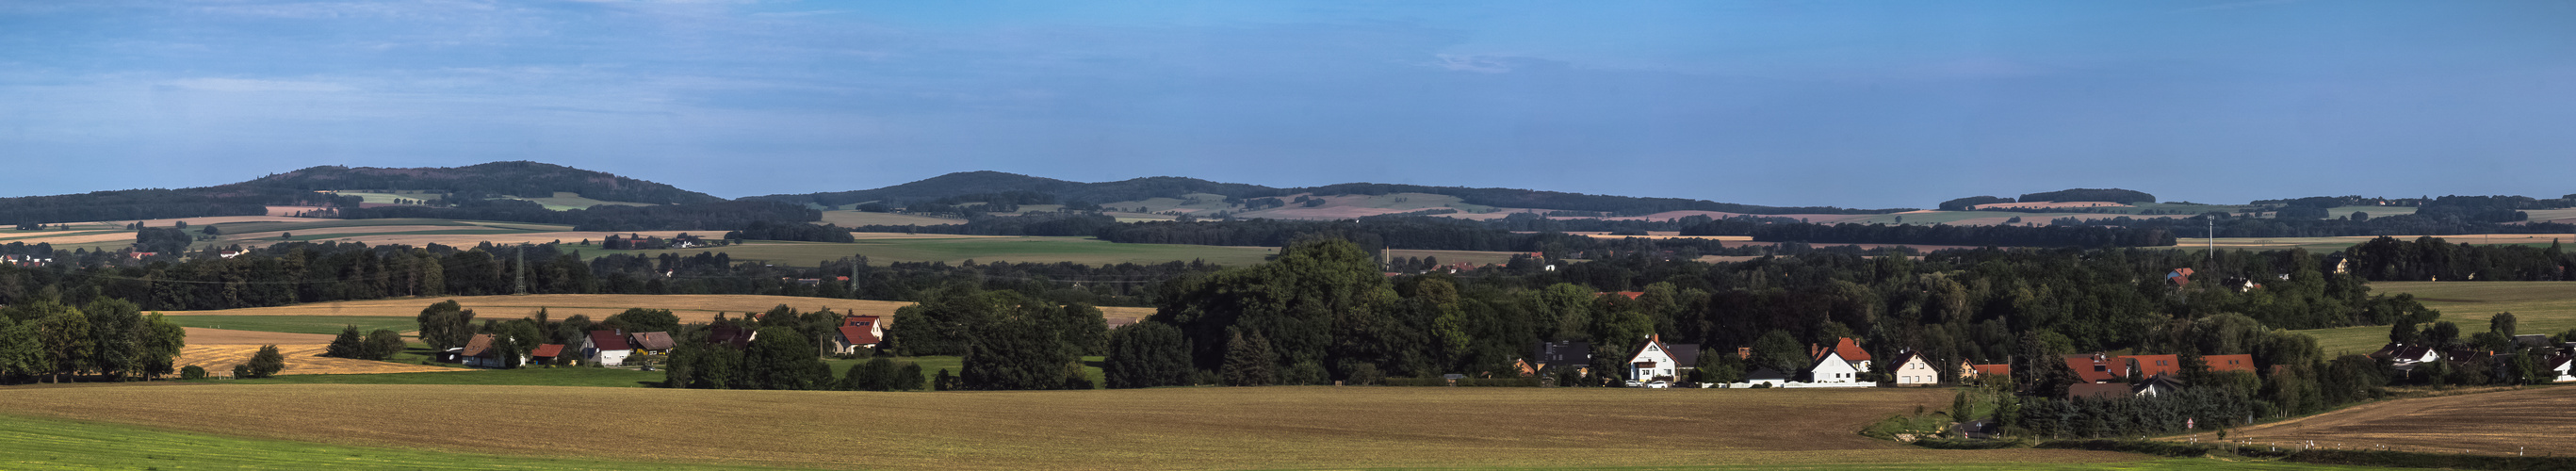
[1623,380,1645,387]
[1646,381,1670,389]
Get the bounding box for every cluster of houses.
[440,315,887,367]
[0,254,50,267]
[1524,334,2015,389]
[2370,335,2576,383]
[2060,352,2258,399]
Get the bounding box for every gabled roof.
[2065,354,2120,383]
[709,325,757,349]
[1969,364,2013,377]
[1530,341,1590,366]
[844,315,881,327]
[1888,352,1931,369]
[1825,337,1871,362]
[2125,354,2181,378]
[1668,343,1701,367]
[2205,354,2258,373]
[530,344,565,358]
[838,325,881,346]
[461,333,496,358]
[589,331,632,350]
[628,332,676,350]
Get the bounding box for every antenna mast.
[2206,218,2215,264]
[514,244,529,296]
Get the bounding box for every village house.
[530,344,566,365]
[830,316,885,355]
[2132,375,2188,397]
[1518,340,1590,377]
[1624,334,1698,382]
[1807,348,1862,384]
[2065,354,2122,383]
[2369,343,2443,371]
[1965,363,2012,382]
[1818,337,1872,371]
[628,332,676,355]
[2207,354,2258,373]
[2165,268,2194,287]
[1886,352,1939,386]
[459,333,524,368]
[579,330,633,366]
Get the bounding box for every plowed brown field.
[0,384,2135,470]
[2171,386,2576,456]
[158,294,1153,326]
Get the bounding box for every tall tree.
[1103,321,1194,389]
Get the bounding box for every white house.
[2369,343,2442,371]
[579,330,633,366]
[1625,334,1699,382]
[2549,356,2574,383]
[1887,352,1939,386]
[1808,349,1862,384]
[830,316,885,355]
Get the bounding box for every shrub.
[363,329,407,361]
[179,365,207,380]
[241,345,285,379]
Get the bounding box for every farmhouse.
[2369,343,2443,370]
[830,316,884,355]
[1816,337,1872,371]
[580,331,633,366]
[709,325,758,349]
[1521,341,1590,377]
[1624,334,1699,381]
[1965,363,2012,382]
[530,344,566,365]
[2549,355,2574,383]
[2165,268,2194,287]
[1886,352,1939,386]
[459,333,525,368]
[628,332,676,355]
[1808,349,1862,384]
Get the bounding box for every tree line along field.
[0,384,2166,471]
[577,236,1281,268]
[2291,282,2576,355]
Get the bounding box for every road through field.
[0,385,2138,470]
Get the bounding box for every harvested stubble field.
[157,294,1156,327]
[171,342,460,376]
[2169,386,2576,457]
[0,385,2143,470]
[2292,282,2576,355]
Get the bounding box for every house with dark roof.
[831,316,885,355]
[459,333,524,368]
[2548,354,2575,383]
[2133,375,2188,397]
[708,324,758,349]
[2368,343,2442,371]
[579,330,634,366]
[628,332,676,354]
[1624,334,1698,382]
[1887,352,1939,386]
[1520,341,1590,377]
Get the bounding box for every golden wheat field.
[2170,386,2576,457]
[171,344,461,376]
[0,384,2135,470]
[155,294,1156,326]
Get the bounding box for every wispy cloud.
[1432,55,1512,73]
[2171,0,2302,14]
[160,77,354,92]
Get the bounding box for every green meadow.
[2294,281,2576,354]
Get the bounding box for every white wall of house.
[1892,357,1939,385]
[1628,340,1678,380]
[1809,351,1862,384]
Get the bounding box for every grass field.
[0,413,794,471]
[585,237,1278,267]
[2294,282,2576,355]
[0,384,2164,470]
[2168,385,2576,457]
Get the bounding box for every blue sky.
[3,1,2571,208]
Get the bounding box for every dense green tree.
[743,326,828,390]
[1103,321,1194,389]
[30,301,91,382]
[325,325,367,359]
[1220,331,1278,386]
[242,345,285,379]
[416,300,478,350]
[2490,312,2519,338]
[363,329,406,361]
[1749,330,1807,377]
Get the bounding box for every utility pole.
[850,255,863,299]
[2207,218,2215,264]
[514,244,529,296]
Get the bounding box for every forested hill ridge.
[0,161,728,226]
[748,171,1906,216]
[248,161,725,204]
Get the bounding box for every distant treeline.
[2056,212,2572,238]
[2019,188,2157,204]
[726,220,856,243]
[1730,223,2178,248]
[0,161,720,225]
[2341,236,2573,282]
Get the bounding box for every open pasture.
[154,294,1155,327]
[2294,281,2576,355]
[590,237,1279,268]
[2169,385,2576,457]
[0,384,2145,470]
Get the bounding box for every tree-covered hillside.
[752,171,1908,216]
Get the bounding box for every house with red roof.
[579,330,634,366]
[530,344,566,365]
[2065,354,2122,383]
[1964,363,2012,382]
[831,316,885,355]
[1812,338,1873,371]
[2125,354,2182,379]
[2205,354,2258,373]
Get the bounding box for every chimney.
[1649,333,1660,345]
[1737,347,1752,359]
[1810,343,1820,358]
